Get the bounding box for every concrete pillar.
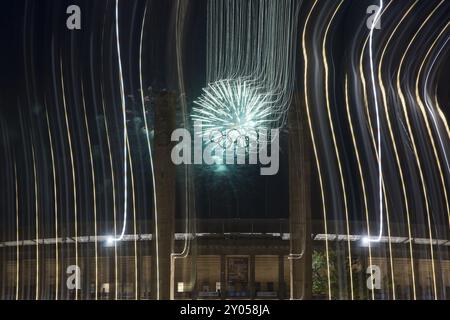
[435,252,443,300]
[220,254,226,299]
[250,255,255,299]
[413,251,421,299]
[153,91,176,300]
[134,243,141,300]
[288,96,312,299]
[138,247,143,299]
[278,255,285,299]
[108,251,115,300]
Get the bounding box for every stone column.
[220,254,226,299]
[288,95,312,299]
[153,91,177,300]
[278,255,285,299]
[250,255,256,299]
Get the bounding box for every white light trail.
[366,0,384,243]
[138,3,161,300]
[423,35,450,174]
[109,0,128,242]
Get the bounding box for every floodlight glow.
[361,236,371,246]
[105,236,115,247]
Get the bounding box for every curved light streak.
[364,0,384,243]
[395,1,446,300]
[14,162,19,300]
[126,137,138,300]
[45,110,59,300]
[31,143,39,300]
[171,0,193,300]
[109,0,129,243]
[301,0,331,300]
[80,84,98,300]
[98,8,119,298]
[138,2,161,300]
[321,0,353,299]
[60,57,78,300]
[375,0,419,299]
[344,75,374,298]
[415,25,450,244]
[421,30,450,230]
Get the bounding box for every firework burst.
[192,78,275,150]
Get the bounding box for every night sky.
[0,0,289,244]
[0,0,449,241]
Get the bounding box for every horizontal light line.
[1,233,449,247]
[314,234,449,246]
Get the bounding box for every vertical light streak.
[357,2,392,295]
[99,3,118,299]
[358,2,393,297]
[376,1,419,299]
[344,75,374,299]
[205,0,298,131]
[171,1,195,299]
[99,82,118,299]
[435,89,450,222]
[126,137,138,300]
[81,84,98,300]
[358,32,377,301]
[436,100,450,221]
[114,0,129,242]
[301,0,331,300]
[359,1,405,298]
[14,162,19,300]
[45,110,59,300]
[105,0,129,299]
[437,104,450,158]
[138,3,160,300]
[383,183,396,299]
[100,3,128,298]
[60,58,78,300]
[370,1,415,299]
[396,1,446,300]
[367,0,384,242]
[31,144,39,300]
[322,0,353,300]
[110,1,128,298]
[416,25,450,230]
[415,28,450,300]
[424,33,450,180]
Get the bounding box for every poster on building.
[227,257,249,283]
